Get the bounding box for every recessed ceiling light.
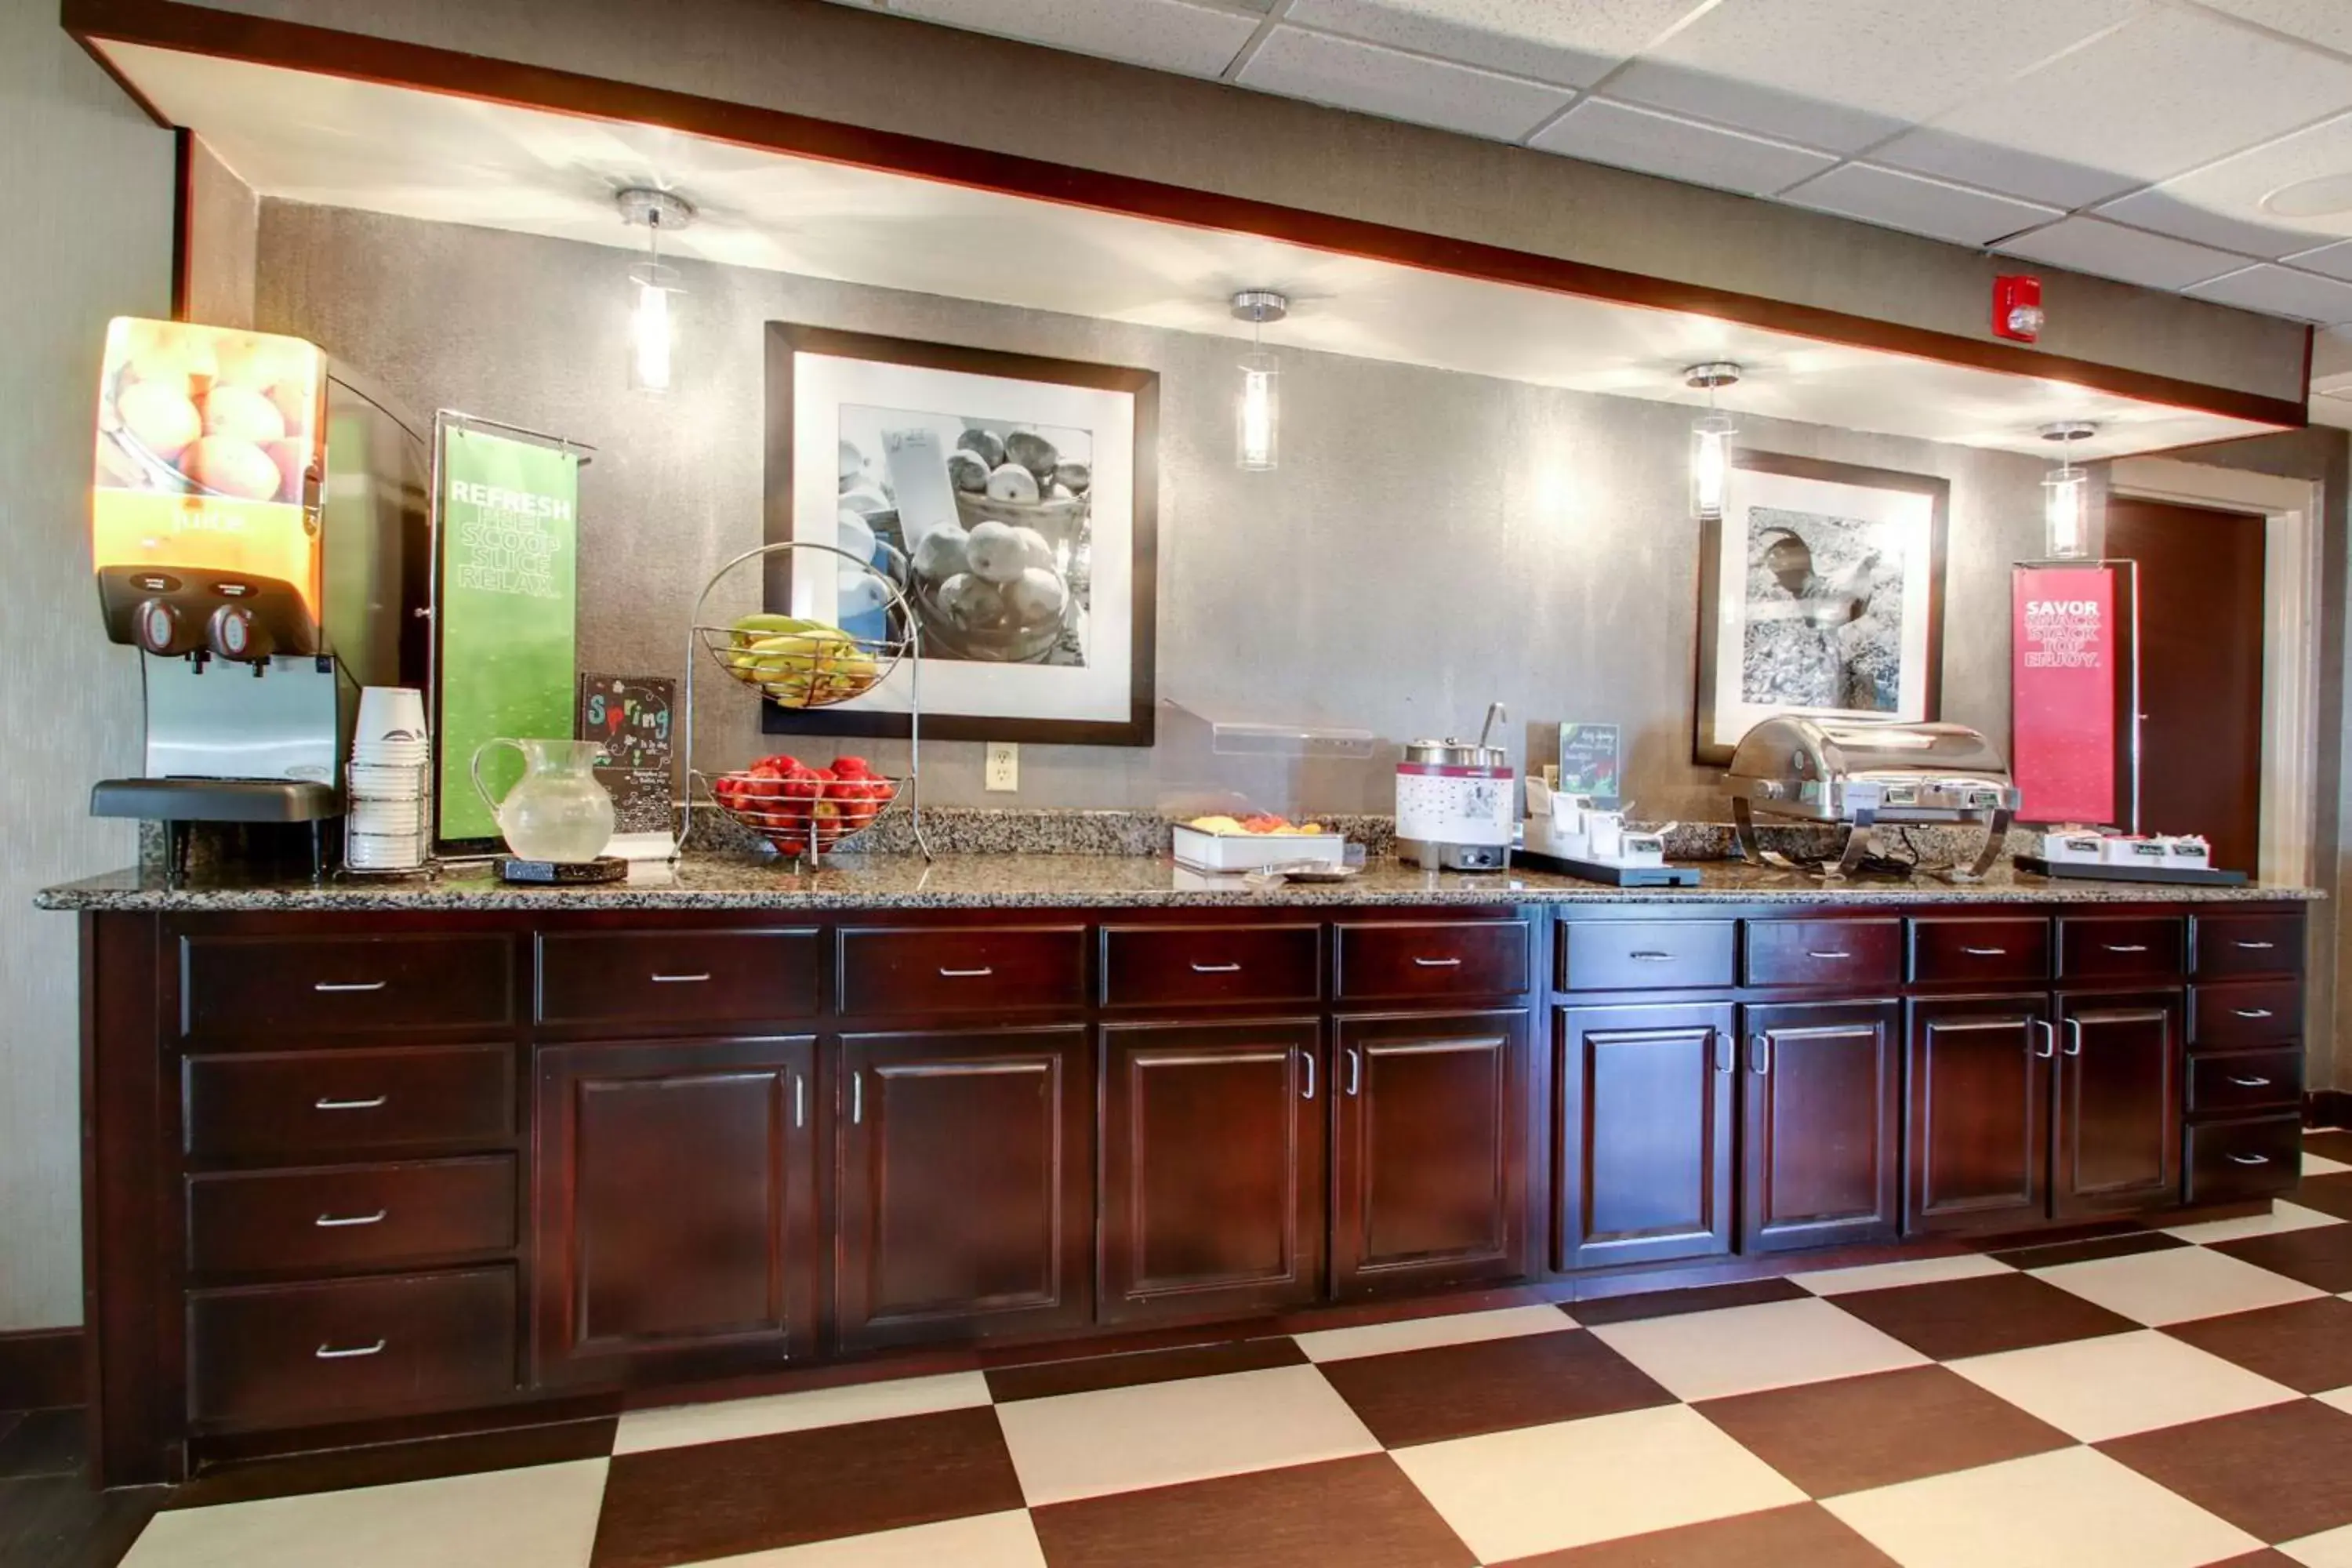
[2261,172,2352,219]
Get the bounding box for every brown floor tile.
[987,1338,1304,1403]
[2287,1173,2352,1220]
[2100,1399,2352,1544]
[1827,1271,2138,1360]
[1567,1277,1810,1327]
[2212,1225,2352,1294]
[0,1410,85,1482]
[589,1405,1023,1568]
[1693,1365,2073,1497]
[2206,1553,2307,1567]
[1031,1453,1475,1568]
[2300,1131,2352,1163]
[1316,1328,1673,1447]
[165,1416,618,1509]
[1493,1502,1899,1566]
[2163,1297,2352,1395]
[1988,1231,2187,1269]
[0,1475,165,1568]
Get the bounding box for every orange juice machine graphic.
[91,318,427,864]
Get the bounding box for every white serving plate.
[1172,824,1347,873]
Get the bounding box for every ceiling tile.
[1900,9,2352,203]
[2097,109,2352,258]
[2184,261,2352,321]
[1234,25,1574,141]
[1604,0,2136,154]
[2192,0,2352,56]
[2282,238,2352,280]
[1279,0,1703,89]
[1994,216,2249,289]
[1784,163,2063,248]
[885,0,1261,77]
[1529,96,1836,196]
[1873,126,2141,209]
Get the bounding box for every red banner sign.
[2012,565,2117,824]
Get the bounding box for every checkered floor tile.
[114,1131,2352,1568]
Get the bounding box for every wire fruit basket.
[677,539,931,862]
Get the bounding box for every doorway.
[2103,497,2267,875]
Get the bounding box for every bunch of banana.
[724,614,884,707]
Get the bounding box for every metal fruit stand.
[676,539,932,862]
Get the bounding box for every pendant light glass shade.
[629,271,674,394]
[1684,362,1741,521]
[618,187,693,395]
[2039,421,2096,559]
[1231,290,1289,472]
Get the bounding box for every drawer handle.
[650,972,710,984]
[2227,1152,2272,1167]
[1190,961,1243,974]
[2227,1075,2274,1088]
[312,980,386,994]
[1412,956,1463,968]
[2236,940,2277,951]
[1806,949,1852,960]
[314,1210,387,1229]
[2234,1007,2275,1020]
[2103,944,2151,953]
[1629,950,1675,962]
[1962,946,2008,956]
[315,1339,387,1360]
[314,1095,388,1112]
[938,966,995,978]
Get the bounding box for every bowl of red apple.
[708,753,897,854]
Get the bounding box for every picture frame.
[760,323,1160,746]
[1694,449,1948,766]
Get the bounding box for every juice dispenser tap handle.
[1475,702,1506,752]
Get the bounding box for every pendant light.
[618,187,694,394]
[2040,421,2096,558]
[1231,289,1288,471]
[1685,361,1741,521]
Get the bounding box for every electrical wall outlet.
[985,740,1019,793]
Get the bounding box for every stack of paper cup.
[347,688,430,872]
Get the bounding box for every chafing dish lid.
[1727,717,2011,782]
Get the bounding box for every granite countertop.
[33,852,2325,913]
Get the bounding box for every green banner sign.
[436,423,579,845]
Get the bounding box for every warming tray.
[1727,717,2020,880]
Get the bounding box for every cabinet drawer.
[184,1045,515,1162]
[1100,924,1321,1009]
[1909,917,2050,985]
[2058,916,2184,982]
[537,929,821,1028]
[1558,920,1734,992]
[2195,912,2304,979]
[2187,1048,2303,1117]
[180,932,512,1041]
[1742,920,1902,989]
[1334,920,1529,1002]
[2184,1115,2303,1204]
[187,1267,516,1428]
[2190,980,2302,1049]
[837,926,1085,1016]
[187,1156,517,1278]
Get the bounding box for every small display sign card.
[1557,723,1621,808]
[578,673,674,838]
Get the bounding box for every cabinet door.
[534,1036,817,1386]
[836,1027,1091,1350]
[1331,1011,1527,1298]
[1099,1019,1324,1324]
[1741,1000,1902,1253]
[2054,990,2183,1218]
[1554,1003,1735,1271]
[1905,994,2052,1234]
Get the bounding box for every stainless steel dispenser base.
[1396,838,1509,872]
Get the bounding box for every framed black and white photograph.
[762,323,1159,745]
[1694,450,1947,764]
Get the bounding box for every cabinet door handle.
[314,1094,388,1111]
[311,980,386,993]
[2234,1007,2274,1020]
[2103,943,2150,953]
[315,1339,387,1360]
[2227,1074,2274,1088]
[793,1073,806,1129]
[937,966,994,978]
[1300,1049,1316,1101]
[1629,950,1675,962]
[1190,961,1243,974]
[1345,1047,1361,1097]
[650,971,710,984]
[1750,1034,1772,1075]
[2063,1018,2084,1058]
[850,1069,863,1124]
[1714,1034,1734,1074]
[1806,949,1852,960]
[2033,1021,2056,1059]
[2227,1152,2271,1166]
[1411,956,1463,968]
[2236,940,2276,951]
[314,1210,387,1229]
[1962,946,2008,956]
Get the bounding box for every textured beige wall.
[256,201,2049,821]
[0,13,172,1330]
[178,0,2306,403]
[186,135,259,331]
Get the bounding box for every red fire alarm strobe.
[1994,274,2045,342]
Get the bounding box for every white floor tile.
[2314,1386,2352,1416]
[1293,1304,1574,1362]
[2281,1520,2352,1566]
[2306,1152,2352,1177]
[2034,1244,2325,1326]
[119,1458,608,1568]
[1588,1296,1928,1402]
[680,1510,1046,1568]
[1825,1446,2259,1568]
[2166,1201,2344,1244]
[994,1365,1378,1505]
[614,1372,991,1454]
[1392,1403,1805,1563]
[1947,1329,2299,1442]
[1792,1252,2015,1297]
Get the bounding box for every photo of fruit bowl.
[706,753,899,855]
[95,320,318,506]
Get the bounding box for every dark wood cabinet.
[1098,1018,1324,1323]
[1331,1011,1527,1297]
[1743,919,1903,989]
[2053,991,2182,1218]
[533,1036,818,1385]
[1554,1002,1735,1270]
[835,1026,1091,1349]
[1905,993,2053,1234]
[1740,1000,1901,1252]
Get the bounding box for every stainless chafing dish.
[1727,717,2020,880]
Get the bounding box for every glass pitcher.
[470,738,615,862]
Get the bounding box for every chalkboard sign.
[1557,723,1621,808]
[577,673,674,838]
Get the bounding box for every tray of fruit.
[1173,814,1348,873]
[698,612,907,710]
[704,753,898,856]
